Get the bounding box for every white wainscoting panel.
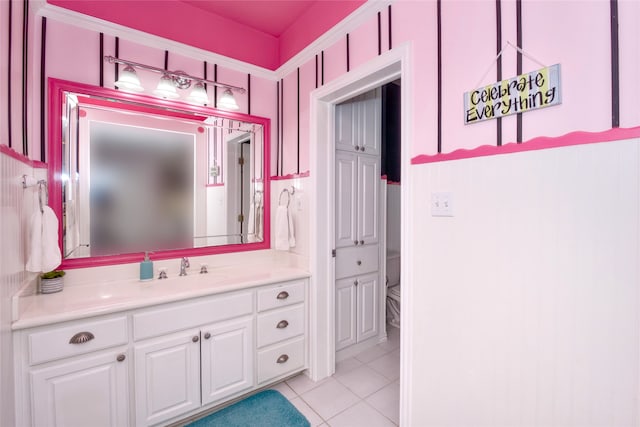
[407,139,640,426]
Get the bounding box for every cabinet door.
[358,155,380,245]
[335,151,358,248]
[134,329,201,426]
[31,348,129,427]
[335,277,357,350]
[335,101,355,152]
[201,317,254,405]
[355,88,381,155]
[356,272,379,342]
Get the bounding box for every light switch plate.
[431,192,454,217]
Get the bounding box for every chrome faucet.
[179,257,190,276]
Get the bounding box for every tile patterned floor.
[269,326,400,426]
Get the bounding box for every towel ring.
[278,187,295,208]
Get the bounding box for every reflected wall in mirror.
[49,78,270,268]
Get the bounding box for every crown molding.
[31,0,278,81]
[275,0,393,78]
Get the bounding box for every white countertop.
[13,262,309,330]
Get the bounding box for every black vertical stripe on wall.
[297,67,300,174]
[214,64,218,108]
[321,51,324,86]
[247,74,251,115]
[7,0,13,149]
[280,78,284,175]
[610,0,620,128]
[99,33,104,87]
[114,37,119,88]
[315,54,319,89]
[495,0,502,147]
[516,0,522,143]
[276,81,280,176]
[22,0,29,156]
[40,17,47,162]
[203,61,207,90]
[377,12,382,55]
[346,34,350,72]
[436,0,442,153]
[164,50,169,70]
[388,5,392,50]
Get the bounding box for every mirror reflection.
[54,80,268,264]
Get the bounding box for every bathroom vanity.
[12,256,309,427]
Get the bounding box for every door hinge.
[237,214,244,222]
[238,157,245,166]
[331,249,336,258]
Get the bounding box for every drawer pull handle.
[192,336,200,343]
[357,260,362,266]
[277,291,289,300]
[276,320,289,329]
[276,354,289,364]
[204,332,211,340]
[69,332,95,344]
[116,354,126,362]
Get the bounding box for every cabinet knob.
[356,260,362,266]
[69,331,95,344]
[354,280,359,286]
[354,240,358,246]
[361,147,366,152]
[204,332,211,340]
[354,146,360,151]
[276,291,289,300]
[360,240,364,245]
[276,320,289,329]
[276,354,289,364]
[192,336,200,343]
[116,354,126,362]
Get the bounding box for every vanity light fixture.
[104,55,245,108]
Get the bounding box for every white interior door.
[358,155,380,245]
[335,151,358,248]
[335,277,357,350]
[356,272,379,342]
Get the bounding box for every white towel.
[26,206,62,273]
[274,205,295,250]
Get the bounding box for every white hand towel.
[287,206,296,248]
[274,205,290,250]
[247,202,256,243]
[26,206,62,273]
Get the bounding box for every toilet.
[386,250,401,328]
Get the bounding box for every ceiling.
[180,1,318,38]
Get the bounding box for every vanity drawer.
[257,304,304,348]
[257,280,305,312]
[257,337,305,384]
[133,291,253,340]
[28,316,128,365]
[335,245,379,279]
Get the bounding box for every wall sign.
[464,64,561,124]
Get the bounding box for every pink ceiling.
[47,0,366,70]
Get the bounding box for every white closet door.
[335,151,358,248]
[335,277,357,350]
[358,155,380,245]
[356,272,379,342]
[335,101,355,152]
[356,88,381,156]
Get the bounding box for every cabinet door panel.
[201,317,254,405]
[357,272,379,342]
[356,88,381,155]
[335,101,355,152]
[31,348,129,427]
[358,156,380,245]
[335,151,358,248]
[134,329,200,426]
[335,278,357,350]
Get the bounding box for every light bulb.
[115,65,144,92]
[218,89,239,110]
[186,82,210,105]
[153,73,179,99]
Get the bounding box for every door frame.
[308,43,413,423]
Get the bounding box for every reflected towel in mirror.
[274,205,295,251]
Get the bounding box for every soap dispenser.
[140,251,154,281]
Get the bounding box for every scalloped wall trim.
[411,127,640,165]
[271,171,310,180]
[0,145,47,169]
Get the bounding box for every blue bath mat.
[184,390,310,427]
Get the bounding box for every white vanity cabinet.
[13,277,308,427]
[15,315,131,427]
